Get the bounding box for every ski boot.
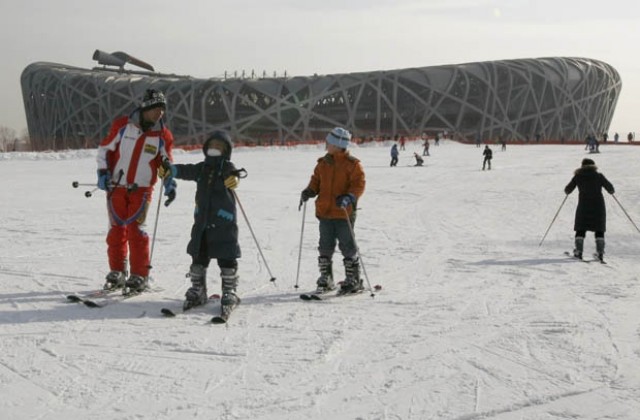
[315,256,335,293]
[220,267,241,310]
[123,274,148,295]
[339,257,364,294]
[573,236,584,260]
[103,270,127,291]
[184,264,208,311]
[595,237,605,262]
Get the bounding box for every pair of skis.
[66,287,157,307]
[564,251,608,265]
[160,294,239,324]
[299,288,366,301]
[67,289,238,323]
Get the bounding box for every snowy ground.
[2,139,640,420]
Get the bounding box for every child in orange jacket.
[299,127,366,294]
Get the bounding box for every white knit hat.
[326,127,352,148]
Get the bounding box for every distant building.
[21,57,621,150]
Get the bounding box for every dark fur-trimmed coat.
[174,156,241,260]
[564,164,614,232]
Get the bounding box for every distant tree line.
[0,125,30,152]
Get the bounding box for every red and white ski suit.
[97,112,174,277]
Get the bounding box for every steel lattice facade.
[21,57,620,151]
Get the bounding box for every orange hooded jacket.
[306,150,366,219]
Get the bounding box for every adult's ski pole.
[539,194,568,247]
[612,194,640,234]
[147,181,164,271]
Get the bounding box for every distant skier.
[482,145,493,170]
[564,158,615,262]
[413,152,424,166]
[422,139,430,156]
[160,130,243,312]
[299,127,366,294]
[390,144,399,167]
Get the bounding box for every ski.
[211,301,240,324]
[161,294,221,317]
[301,288,365,301]
[299,289,335,301]
[66,288,123,307]
[68,287,161,308]
[591,253,608,265]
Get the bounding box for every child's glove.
[97,169,111,191]
[299,188,316,210]
[224,175,239,190]
[336,193,356,209]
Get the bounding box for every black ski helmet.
[140,89,167,111]
[203,130,233,158]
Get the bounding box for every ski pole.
[342,208,377,298]
[107,170,125,201]
[72,181,95,188]
[84,187,99,198]
[232,190,276,282]
[147,181,164,271]
[72,179,100,197]
[294,201,307,289]
[539,194,568,247]
[612,194,640,234]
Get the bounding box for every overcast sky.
[2,0,639,136]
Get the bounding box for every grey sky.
[2,0,639,136]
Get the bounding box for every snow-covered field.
[2,139,640,420]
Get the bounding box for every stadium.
[21,53,621,151]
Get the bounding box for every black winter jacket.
[174,156,241,260]
[564,165,614,232]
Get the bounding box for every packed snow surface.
[2,140,640,419]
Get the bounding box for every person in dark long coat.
[161,130,242,311]
[564,158,615,261]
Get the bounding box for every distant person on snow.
[414,152,424,166]
[390,143,399,167]
[482,145,493,170]
[299,127,366,295]
[159,131,242,312]
[564,158,615,262]
[96,89,175,294]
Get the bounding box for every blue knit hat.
[326,127,352,148]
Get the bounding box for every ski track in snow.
[2,141,640,419]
